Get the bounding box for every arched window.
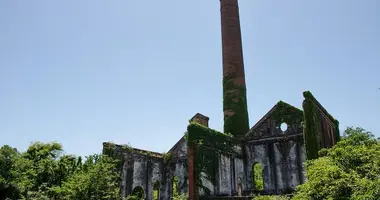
[153,181,160,200]
[172,176,179,197]
[237,177,243,196]
[129,186,144,200]
[252,163,264,191]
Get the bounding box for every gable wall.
[243,107,306,194]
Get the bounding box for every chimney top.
[190,113,210,127]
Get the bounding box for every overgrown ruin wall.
[243,102,306,194]
[303,91,340,160]
[102,142,188,200]
[102,96,339,199]
[197,146,245,196]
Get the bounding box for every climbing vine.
[186,122,237,194]
[223,72,250,136]
[271,101,303,127]
[302,96,320,160]
[102,142,124,172]
[122,143,134,153]
[162,152,172,162]
[302,91,340,160]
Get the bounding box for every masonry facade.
[102,0,340,199]
[102,96,338,199]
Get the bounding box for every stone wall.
[302,91,340,160]
[102,142,188,200]
[197,145,244,197]
[243,102,305,195]
[102,99,338,199]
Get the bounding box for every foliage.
[153,181,160,200]
[0,145,21,199]
[302,91,340,160]
[169,176,187,200]
[121,144,134,153]
[186,122,236,193]
[162,152,171,162]
[223,73,250,136]
[253,163,264,191]
[172,192,188,200]
[253,195,289,200]
[0,142,122,200]
[55,154,121,200]
[270,101,303,127]
[293,127,380,200]
[126,195,142,200]
[126,186,144,200]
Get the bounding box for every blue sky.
[0,0,379,157]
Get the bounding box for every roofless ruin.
[102,0,340,199]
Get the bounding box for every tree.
[0,142,122,200]
[293,127,380,200]
[56,154,121,200]
[0,145,21,199]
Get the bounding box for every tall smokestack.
[220,0,249,136]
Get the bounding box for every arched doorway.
[252,162,264,191]
[129,186,144,200]
[153,181,160,200]
[237,177,243,196]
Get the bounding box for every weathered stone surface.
[102,141,188,200]
[103,99,338,199]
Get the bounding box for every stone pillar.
[220,0,249,136]
[188,144,199,200]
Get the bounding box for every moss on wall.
[223,73,250,136]
[302,95,321,160]
[302,91,340,160]
[271,101,303,127]
[186,122,237,194]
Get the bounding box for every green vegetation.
[186,122,236,194]
[302,91,340,159]
[253,163,264,191]
[2,125,378,200]
[171,176,187,200]
[271,101,303,127]
[126,186,144,200]
[293,127,380,199]
[223,74,250,136]
[153,181,159,200]
[253,195,289,200]
[0,142,121,200]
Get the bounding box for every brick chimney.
[190,113,209,127]
[220,0,249,136]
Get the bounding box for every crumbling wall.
[303,91,340,160]
[102,142,188,200]
[197,145,244,197]
[187,122,248,198]
[243,102,305,195]
[168,137,188,196]
[218,154,232,195]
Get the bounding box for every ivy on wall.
[271,101,303,127]
[302,95,321,160]
[302,91,340,160]
[186,122,237,194]
[223,72,250,136]
[102,142,170,175]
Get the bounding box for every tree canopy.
[0,142,121,200]
[1,126,379,199]
[293,127,380,200]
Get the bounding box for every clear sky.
[0,0,379,157]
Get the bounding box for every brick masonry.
[101,0,339,199]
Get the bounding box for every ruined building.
[102,0,340,199]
